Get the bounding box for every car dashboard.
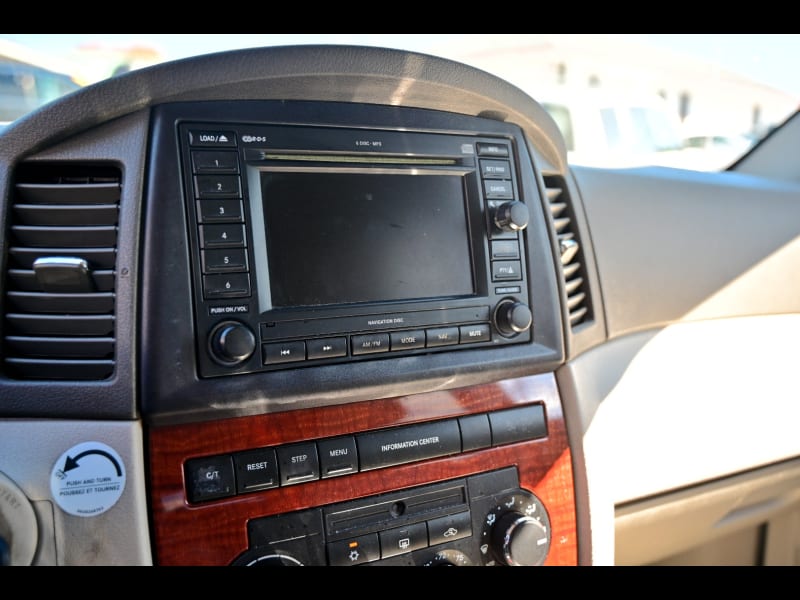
[1,45,799,567]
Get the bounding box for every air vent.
[2,164,120,380]
[543,175,591,328]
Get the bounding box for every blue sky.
[5,34,800,96]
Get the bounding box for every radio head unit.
[179,122,535,378]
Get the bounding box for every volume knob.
[209,321,256,365]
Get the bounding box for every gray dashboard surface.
[572,165,800,339]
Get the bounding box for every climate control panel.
[230,467,550,566]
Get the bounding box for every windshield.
[2,34,798,172]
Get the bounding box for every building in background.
[0,39,81,123]
[432,35,798,168]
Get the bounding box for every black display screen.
[260,171,475,308]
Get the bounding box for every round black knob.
[493,201,529,232]
[492,512,550,566]
[209,321,256,365]
[231,549,303,566]
[494,300,532,337]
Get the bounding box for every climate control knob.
[481,491,551,567]
[493,201,529,232]
[208,321,256,365]
[493,300,532,337]
[492,512,549,566]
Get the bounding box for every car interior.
[1,42,799,567]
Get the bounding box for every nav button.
[307,337,348,360]
[426,327,460,348]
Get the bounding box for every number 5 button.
[201,249,248,273]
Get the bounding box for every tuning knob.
[493,201,529,232]
[208,321,256,365]
[494,300,532,337]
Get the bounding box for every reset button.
[233,448,279,493]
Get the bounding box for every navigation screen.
[260,171,475,307]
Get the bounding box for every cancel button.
[356,420,461,471]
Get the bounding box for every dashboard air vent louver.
[2,164,121,380]
[543,175,591,328]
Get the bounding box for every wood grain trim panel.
[148,373,577,565]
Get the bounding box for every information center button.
[426,327,459,348]
[357,419,461,471]
[390,330,425,351]
[262,341,306,365]
[351,333,390,355]
[307,337,348,360]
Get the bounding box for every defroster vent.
[2,164,120,380]
[544,175,591,328]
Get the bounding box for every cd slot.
[260,306,490,340]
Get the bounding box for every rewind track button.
[262,341,306,365]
